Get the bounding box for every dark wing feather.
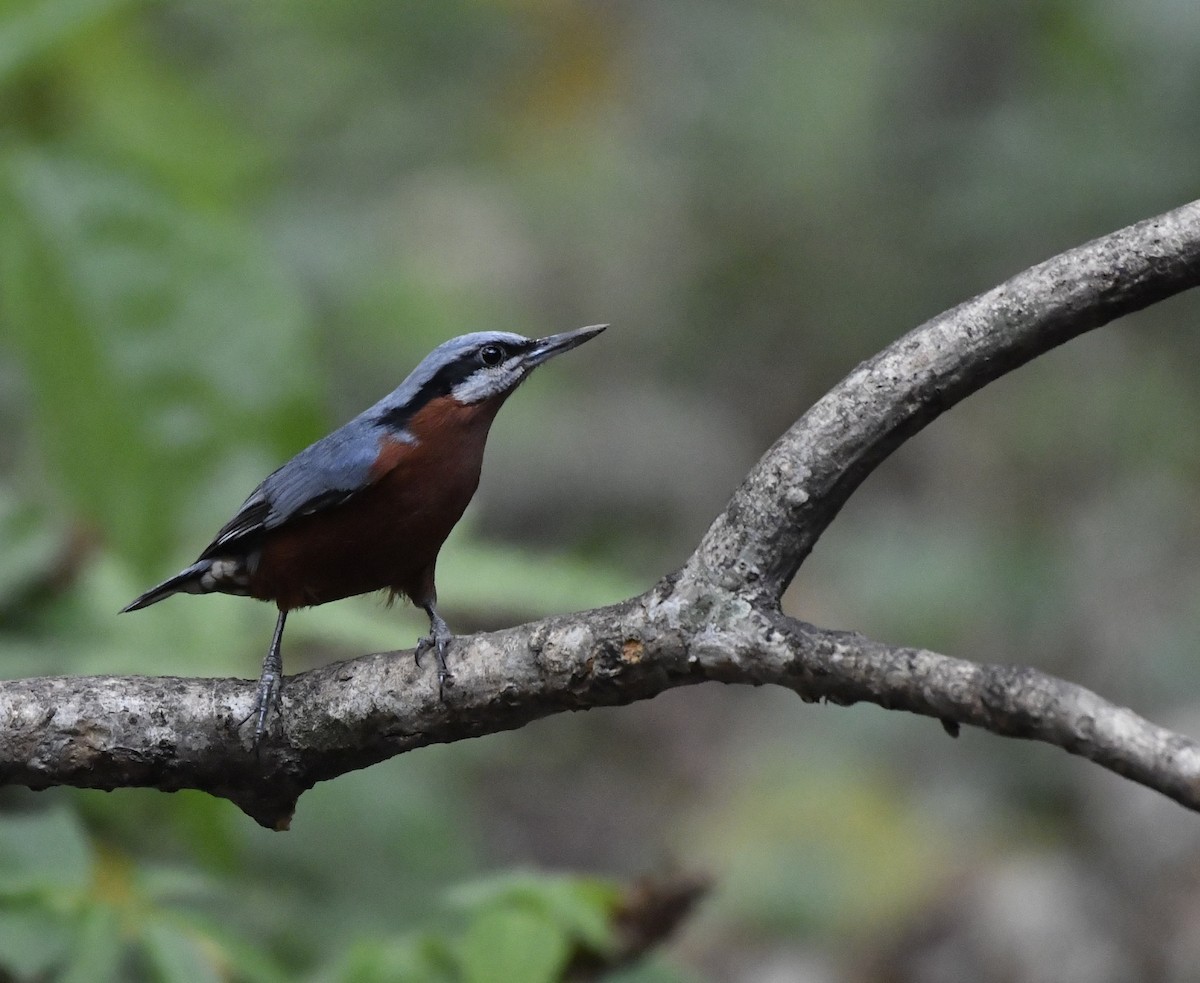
[198,424,393,558]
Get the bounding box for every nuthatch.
[123,324,606,741]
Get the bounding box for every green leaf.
[449,871,620,956]
[312,933,456,983]
[438,526,641,619]
[0,907,71,977]
[457,907,571,983]
[0,488,65,612]
[65,22,265,207]
[58,903,123,983]
[0,0,139,87]
[0,808,91,898]
[0,146,317,568]
[141,921,224,983]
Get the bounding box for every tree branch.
[4,200,1200,829]
[687,200,1200,601]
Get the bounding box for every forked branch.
[2,200,1199,828]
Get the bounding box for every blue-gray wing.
[198,424,388,558]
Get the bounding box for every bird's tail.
[120,561,212,613]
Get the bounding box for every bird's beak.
[525,324,608,367]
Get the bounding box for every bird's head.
[375,324,607,430]
[432,324,607,404]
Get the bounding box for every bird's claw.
[415,631,453,700]
[237,610,288,752]
[237,671,282,750]
[253,672,281,746]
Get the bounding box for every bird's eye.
[479,344,505,367]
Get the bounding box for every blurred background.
[2,1,1200,980]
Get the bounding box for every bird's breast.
[249,394,507,609]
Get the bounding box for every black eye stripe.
[377,338,534,428]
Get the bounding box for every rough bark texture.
[3,200,1200,830]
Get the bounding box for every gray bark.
[4,201,1200,830]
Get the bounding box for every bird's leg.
[414,600,453,699]
[247,609,287,745]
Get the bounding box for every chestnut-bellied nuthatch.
[123,324,607,741]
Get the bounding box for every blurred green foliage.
[3,0,1200,979]
[0,808,637,983]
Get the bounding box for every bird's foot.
[415,628,453,700]
[237,670,283,749]
[240,613,287,750]
[250,670,283,748]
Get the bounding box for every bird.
[122,324,607,742]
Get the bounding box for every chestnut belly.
[247,469,477,610]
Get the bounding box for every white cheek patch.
[451,358,524,403]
